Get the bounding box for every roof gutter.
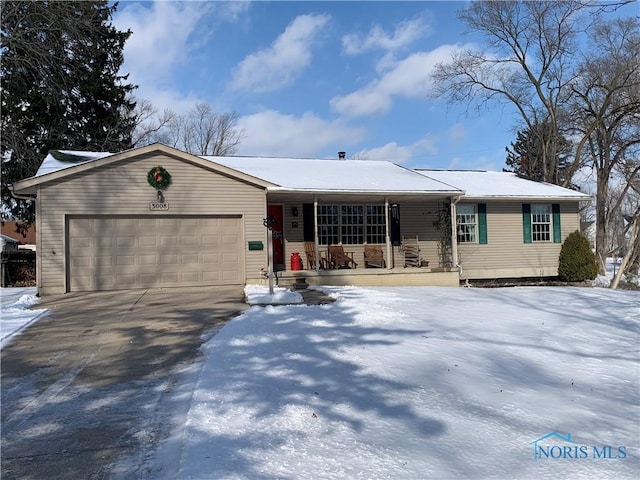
[266,188,464,196]
[8,184,37,201]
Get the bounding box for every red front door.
[267,205,284,270]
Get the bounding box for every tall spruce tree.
[1,1,136,228]
[505,121,573,186]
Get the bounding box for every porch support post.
[450,197,460,269]
[314,196,320,272]
[385,197,392,269]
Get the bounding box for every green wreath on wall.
[147,166,172,190]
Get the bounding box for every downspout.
[8,184,37,201]
[385,198,391,269]
[450,196,462,276]
[313,196,320,273]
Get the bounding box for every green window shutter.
[522,204,532,244]
[302,203,315,242]
[478,203,488,244]
[552,203,562,243]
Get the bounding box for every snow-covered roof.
[417,170,591,200]
[201,156,460,193]
[35,150,113,177]
[26,147,590,200]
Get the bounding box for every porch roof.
[202,156,463,194]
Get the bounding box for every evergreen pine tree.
[505,121,573,186]
[1,1,136,228]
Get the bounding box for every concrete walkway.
[1,286,247,480]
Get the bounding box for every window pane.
[317,205,339,245]
[366,205,386,243]
[456,204,476,243]
[341,205,363,244]
[531,204,551,242]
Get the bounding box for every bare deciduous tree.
[431,1,585,187]
[611,167,640,288]
[130,98,177,147]
[569,17,640,275]
[431,1,639,279]
[132,102,244,156]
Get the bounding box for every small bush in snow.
[558,231,598,282]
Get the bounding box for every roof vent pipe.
[338,151,346,159]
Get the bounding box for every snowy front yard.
[170,286,639,480]
[2,285,638,478]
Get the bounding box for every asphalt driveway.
[1,286,247,480]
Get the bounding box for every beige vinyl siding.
[37,153,266,294]
[399,202,443,267]
[458,201,580,279]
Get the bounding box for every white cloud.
[330,44,467,118]
[217,1,251,22]
[448,124,467,142]
[232,14,330,93]
[136,87,204,116]
[353,133,439,164]
[113,2,211,85]
[236,110,364,157]
[342,15,431,55]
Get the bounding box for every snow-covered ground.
[165,285,639,480]
[0,287,47,349]
[2,284,638,479]
[594,257,640,288]
[244,284,303,305]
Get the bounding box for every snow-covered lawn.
[0,287,47,349]
[2,284,638,478]
[171,286,639,480]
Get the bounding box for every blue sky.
[113,1,527,170]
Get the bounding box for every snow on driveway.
[170,285,639,480]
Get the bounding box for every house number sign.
[149,202,169,211]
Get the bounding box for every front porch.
[276,265,460,288]
[260,190,464,288]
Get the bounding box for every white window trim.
[456,204,477,244]
[531,204,552,243]
[317,204,387,245]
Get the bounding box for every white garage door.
[67,216,243,291]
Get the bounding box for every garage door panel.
[159,272,179,283]
[96,237,113,248]
[117,255,136,266]
[68,216,242,291]
[95,256,115,267]
[71,237,91,248]
[182,254,200,265]
[160,236,178,247]
[181,235,199,246]
[139,235,158,247]
[160,255,178,265]
[181,218,199,229]
[182,272,199,283]
[139,254,159,265]
[70,256,90,268]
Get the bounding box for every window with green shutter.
[456,203,488,244]
[552,204,562,243]
[478,203,488,244]
[522,204,532,243]
[523,203,560,243]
